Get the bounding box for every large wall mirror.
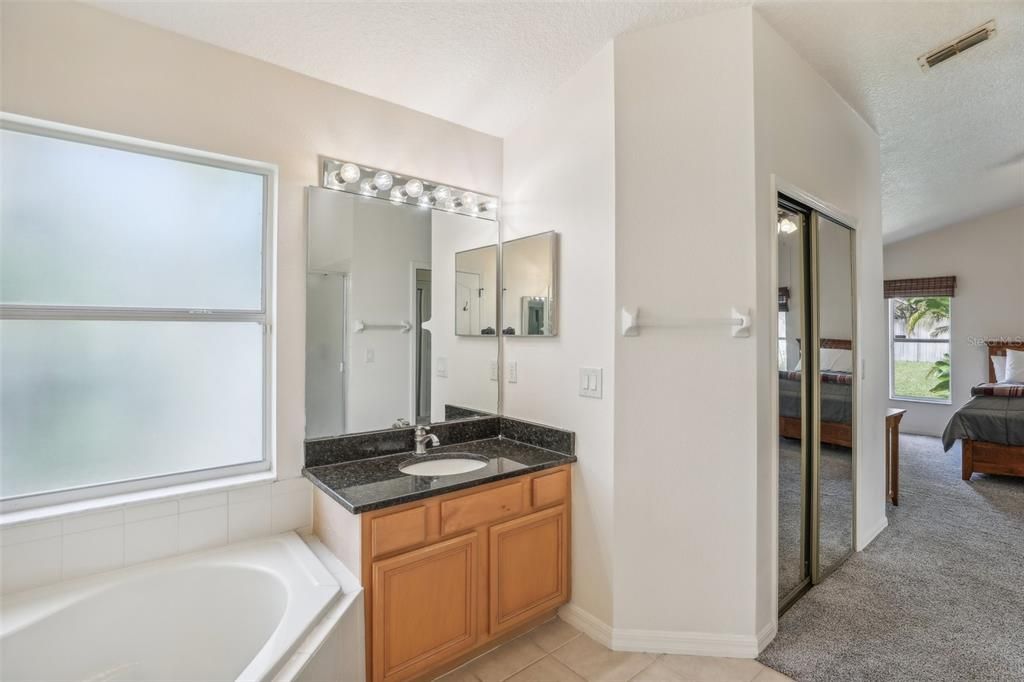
[305,185,499,439]
[501,231,559,337]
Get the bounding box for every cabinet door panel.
[372,533,478,682]
[489,505,568,635]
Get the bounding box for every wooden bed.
[962,340,1024,481]
[779,338,853,448]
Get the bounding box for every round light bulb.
[339,162,361,184]
[404,179,424,198]
[460,192,476,207]
[359,178,375,195]
[433,186,451,202]
[777,217,798,235]
[372,171,394,191]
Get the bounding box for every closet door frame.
[777,195,813,615]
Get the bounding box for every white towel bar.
[353,319,412,334]
[620,306,751,338]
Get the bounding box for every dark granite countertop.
[303,437,576,514]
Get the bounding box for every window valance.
[883,276,956,299]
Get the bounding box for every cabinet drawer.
[441,481,524,535]
[531,470,568,508]
[371,506,428,558]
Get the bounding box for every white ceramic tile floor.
[438,618,792,682]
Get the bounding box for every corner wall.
[612,7,760,644]
[884,205,1024,437]
[501,44,617,626]
[751,10,885,634]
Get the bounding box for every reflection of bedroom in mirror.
[305,162,500,440]
[501,231,558,337]
[777,193,856,615]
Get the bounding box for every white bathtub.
[0,532,342,682]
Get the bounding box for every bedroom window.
[889,296,952,403]
[0,116,275,509]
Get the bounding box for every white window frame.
[888,297,952,405]
[0,113,277,512]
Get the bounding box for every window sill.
[889,396,952,406]
[0,471,277,528]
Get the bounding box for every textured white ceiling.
[91,1,1023,239]
[757,2,1024,241]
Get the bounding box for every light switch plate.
[508,361,518,384]
[365,348,375,363]
[490,361,498,382]
[579,367,603,399]
[437,357,448,378]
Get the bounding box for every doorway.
[777,193,857,614]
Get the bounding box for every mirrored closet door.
[777,195,856,615]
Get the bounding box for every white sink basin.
[399,456,488,477]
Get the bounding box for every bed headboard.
[794,338,852,351]
[986,340,1024,382]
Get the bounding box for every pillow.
[992,355,1007,383]
[819,348,854,373]
[1005,350,1024,384]
[791,348,853,373]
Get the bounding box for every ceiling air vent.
[918,20,996,70]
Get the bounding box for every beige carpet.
[761,435,1024,681]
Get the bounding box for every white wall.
[884,205,1024,436]
[752,9,884,635]
[502,43,617,626]
[612,7,760,641]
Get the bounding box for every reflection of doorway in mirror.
[455,271,481,335]
[414,267,432,426]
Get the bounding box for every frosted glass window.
[0,320,264,499]
[0,120,271,505]
[0,129,265,310]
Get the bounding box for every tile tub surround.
[0,478,313,594]
[304,415,575,468]
[304,438,576,513]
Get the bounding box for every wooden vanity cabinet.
[360,465,571,682]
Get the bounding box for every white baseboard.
[612,627,761,658]
[756,620,777,653]
[856,514,888,551]
[558,602,613,648]
[558,602,763,658]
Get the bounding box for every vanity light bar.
[320,157,498,221]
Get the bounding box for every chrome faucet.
[413,425,440,455]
